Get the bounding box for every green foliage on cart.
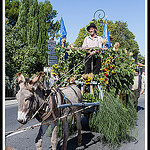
[53,46,136,96]
[89,89,137,149]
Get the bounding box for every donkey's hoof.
[77,142,82,146]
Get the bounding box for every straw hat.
[87,23,97,31]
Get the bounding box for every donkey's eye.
[24,97,30,102]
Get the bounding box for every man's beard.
[90,31,95,36]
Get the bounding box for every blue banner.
[102,18,111,49]
[60,17,67,45]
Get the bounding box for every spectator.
[129,69,142,111]
[141,72,145,94]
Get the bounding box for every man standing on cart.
[82,23,102,74]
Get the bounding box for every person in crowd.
[129,69,142,111]
[141,71,145,94]
[82,23,102,74]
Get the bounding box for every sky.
[39,0,146,56]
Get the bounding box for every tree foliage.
[138,54,145,65]
[5,0,59,78]
[5,0,20,26]
[42,0,60,38]
[5,19,46,77]
[27,0,39,46]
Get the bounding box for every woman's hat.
[87,23,97,31]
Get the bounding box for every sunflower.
[52,64,58,69]
[107,64,110,69]
[119,56,122,60]
[100,78,103,81]
[111,70,115,74]
[105,81,109,84]
[52,72,57,76]
[110,65,114,68]
[84,77,91,84]
[110,56,113,59]
[85,80,91,85]
[102,62,105,65]
[106,60,111,64]
[132,58,135,62]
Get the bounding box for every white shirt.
[82,35,102,48]
[132,75,139,90]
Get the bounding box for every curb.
[5,97,16,101]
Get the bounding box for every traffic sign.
[46,51,56,55]
[48,60,58,66]
[47,45,56,51]
[44,66,52,72]
[47,39,56,45]
[48,55,57,60]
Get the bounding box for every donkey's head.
[16,72,44,124]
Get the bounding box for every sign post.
[44,39,58,77]
[47,39,57,67]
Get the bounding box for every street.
[5,93,146,150]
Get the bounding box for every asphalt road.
[5,94,146,150]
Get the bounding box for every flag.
[60,17,67,45]
[64,51,68,60]
[102,18,111,49]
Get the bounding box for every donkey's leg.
[35,124,49,150]
[51,122,58,150]
[61,119,69,150]
[76,112,82,146]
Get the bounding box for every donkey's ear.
[18,72,25,84]
[29,72,44,85]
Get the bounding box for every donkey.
[16,72,82,150]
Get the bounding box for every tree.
[74,20,139,53]
[5,18,47,77]
[42,0,60,38]
[138,54,145,65]
[37,2,49,67]
[6,0,60,39]
[27,0,39,46]
[5,0,20,26]
[5,0,59,78]
[15,0,30,44]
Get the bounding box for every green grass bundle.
[45,116,76,138]
[89,90,137,149]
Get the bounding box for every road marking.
[6,123,41,138]
[5,100,18,106]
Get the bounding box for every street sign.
[47,39,56,45]
[43,66,52,73]
[47,45,56,51]
[48,60,58,66]
[47,39,57,66]
[48,55,57,60]
[46,51,56,55]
